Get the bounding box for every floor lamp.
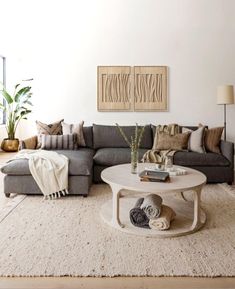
[217,85,234,141]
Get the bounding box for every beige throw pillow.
[36,119,63,135]
[62,121,86,147]
[182,126,206,153]
[155,132,190,150]
[36,119,64,148]
[204,127,223,154]
[20,136,38,150]
[152,124,180,149]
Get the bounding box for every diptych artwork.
[97,66,168,111]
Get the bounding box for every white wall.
[0,0,235,142]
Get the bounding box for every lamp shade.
[217,85,234,105]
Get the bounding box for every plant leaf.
[24,100,33,106]
[15,86,31,102]
[15,83,20,90]
[1,89,13,104]
[0,103,6,111]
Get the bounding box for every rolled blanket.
[149,205,176,231]
[140,194,162,219]
[129,198,150,229]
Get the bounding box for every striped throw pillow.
[62,121,86,147]
[41,134,78,150]
[204,127,223,153]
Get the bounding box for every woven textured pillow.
[62,121,86,147]
[36,119,64,148]
[182,126,206,153]
[41,134,78,150]
[36,119,63,135]
[204,127,223,153]
[152,124,180,149]
[155,132,190,150]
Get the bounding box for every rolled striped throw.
[41,134,78,150]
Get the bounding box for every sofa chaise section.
[1,127,95,197]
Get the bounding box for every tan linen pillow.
[182,126,206,153]
[155,132,190,150]
[62,121,86,147]
[204,127,223,153]
[152,124,180,149]
[20,136,38,150]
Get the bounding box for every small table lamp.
[217,85,234,140]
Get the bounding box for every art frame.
[97,66,168,112]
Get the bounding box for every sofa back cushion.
[83,126,93,148]
[93,124,152,149]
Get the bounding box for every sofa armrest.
[20,135,38,150]
[220,140,234,169]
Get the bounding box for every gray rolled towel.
[129,198,150,229]
[140,194,162,219]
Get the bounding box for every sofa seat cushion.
[173,151,230,167]
[93,148,148,166]
[1,149,94,176]
[93,124,152,149]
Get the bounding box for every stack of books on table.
[139,170,170,182]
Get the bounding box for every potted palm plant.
[0,81,33,152]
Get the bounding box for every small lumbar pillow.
[155,132,190,150]
[204,127,224,154]
[62,121,85,147]
[41,134,78,150]
[182,126,206,153]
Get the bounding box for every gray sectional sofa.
[1,124,234,197]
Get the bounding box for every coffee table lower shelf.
[100,195,206,238]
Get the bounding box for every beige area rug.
[0,184,234,277]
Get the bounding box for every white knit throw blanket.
[14,150,69,199]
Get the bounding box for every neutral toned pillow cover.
[152,124,180,149]
[182,126,206,153]
[204,127,223,154]
[155,132,190,150]
[36,119,64,148]
[62,121,86,147]
[41,134,78,150]
[36,119,63,135]
[20,136,38,150]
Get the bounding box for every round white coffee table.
[100,163,207,238]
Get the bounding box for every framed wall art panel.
[97,66,132,111]
[134,66,168,111]
[97,66,168,112]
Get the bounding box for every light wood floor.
[0,151,234,289]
